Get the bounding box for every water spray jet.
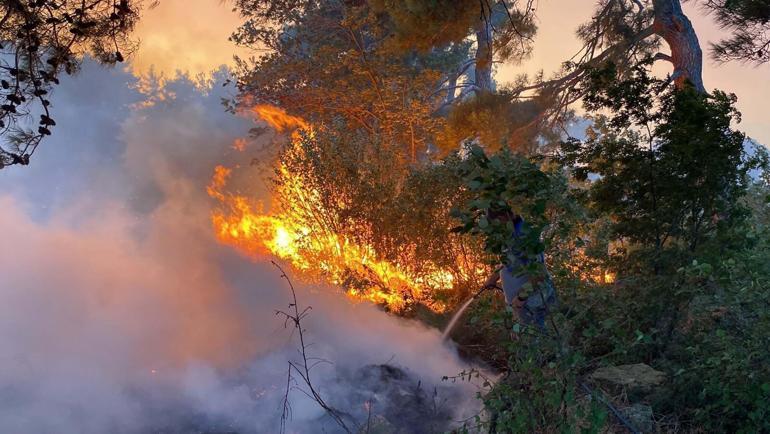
[441,285,500,341]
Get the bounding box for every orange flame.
[231,138,247,152]
[249,105,309,132]
[208,106,451,312]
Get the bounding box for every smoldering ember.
[0,1,768,433]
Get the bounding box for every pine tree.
[0,0,141,169]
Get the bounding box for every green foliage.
[447,64,770,432]
[481,335,609,433]
[645,182,770,432]
[561,63,764,260]
[446,145,610,431]
[458,183,770,433]
[451,287,611,433]
[450,144,574,274]
[703,0,770,63]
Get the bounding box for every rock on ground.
[589,363,665,394]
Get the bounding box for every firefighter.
[482,211,557,332]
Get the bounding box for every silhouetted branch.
[272,260,360,434]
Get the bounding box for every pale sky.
[497,0,770,145]
[128,0,248,79]
[128,0,769,144]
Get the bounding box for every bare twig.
[279,364,293,433]
[272,261,359,434]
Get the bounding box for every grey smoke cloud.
[0,61,482,433]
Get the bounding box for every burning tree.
[209,1,567,312]
[209,106,489,313]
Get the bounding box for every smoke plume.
[0,62,482,433]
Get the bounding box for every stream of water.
[441,296,476,340]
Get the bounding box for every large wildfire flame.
[208,105,616,313]
[208,105,453,312]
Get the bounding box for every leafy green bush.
[654,187,770,432]
[561,63,764,262]
[447,65,770,432]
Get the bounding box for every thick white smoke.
[0,62,483,433]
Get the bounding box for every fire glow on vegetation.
[208,105,454,312]
[565,250,617,285]
[208,105,617,313]
[602,271,616,284]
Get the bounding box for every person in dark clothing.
[482,212,557,331]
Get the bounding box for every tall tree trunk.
[653,0,706,93]
[475,17,494,92]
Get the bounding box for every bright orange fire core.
[208,106,452,312]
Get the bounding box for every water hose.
[474,284,500,298]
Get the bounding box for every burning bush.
[209,106,488,313]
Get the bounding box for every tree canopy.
[3,0,768,169]
[702,0,770,63]
[0,0,141,169]
[228,0,767,158]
